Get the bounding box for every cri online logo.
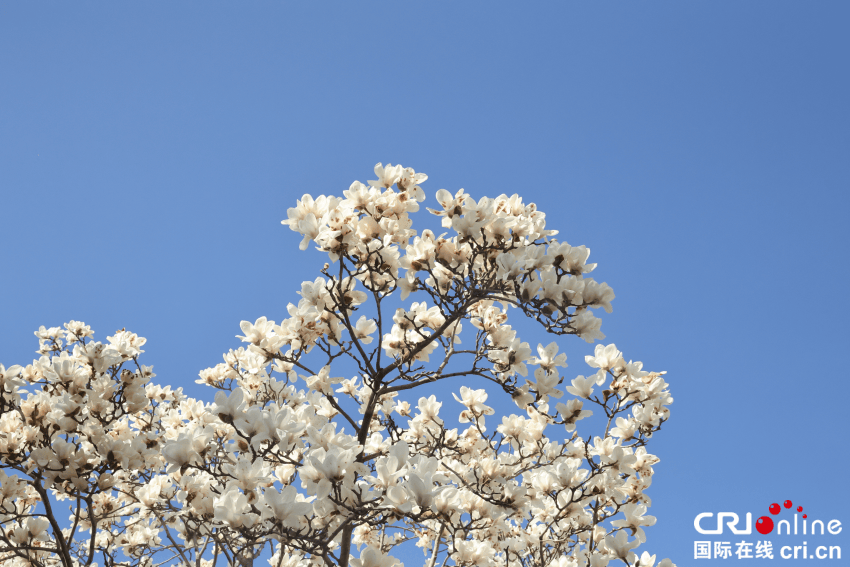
[694,500,843,536]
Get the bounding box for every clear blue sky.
[1,2,848,565]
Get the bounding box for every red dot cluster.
[756,499,804,534]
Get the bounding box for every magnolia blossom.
[0,164,676,567]
[452,386,495,424]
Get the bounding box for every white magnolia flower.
[531,341,568,371]
[354,316,378,344]
[612,503,657,543]
[453,386,495,423]
[556,399,593,431]
[604,530,640,562]
[368,163,405,189]
[565,375,595,399]
[351,546,402,567]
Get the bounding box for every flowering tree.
[0,164,676,567]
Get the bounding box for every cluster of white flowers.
[1,164,675,567]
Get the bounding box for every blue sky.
[1,2,849,565]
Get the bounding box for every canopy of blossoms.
[1,164,675,567]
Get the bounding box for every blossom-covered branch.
[1,164,675,567]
